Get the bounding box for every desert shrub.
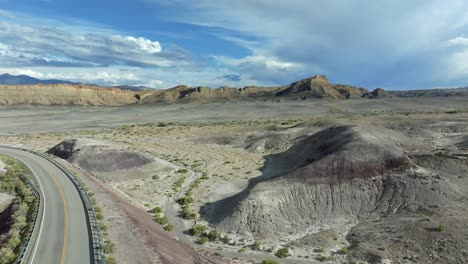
[339,246,348,254]
[253,240,261,251]
[104,240,116,254]
[438,225,446,232]
[149,206,163,214]
[189,224,207,236]
[262,260,279,264]
[106,256,118,264]
[99,223,108,232]
[275,248,289,258]
[155,216,169,226]
[207,230,221,241]
[181,205,197,219]
[198,237,209,244]
[164,223,174,231]
[317,255,335,262]
[96,213,104,220]
[177,196,193,205]
[178,169,188,173]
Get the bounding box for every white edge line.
[13,154,46,264]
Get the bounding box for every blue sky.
[1,0,468,89]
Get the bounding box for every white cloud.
[110,35,162,53]
[443,35,468,46]
[0,9,15,19]
[147,0,468,88]
[0,20,189,68]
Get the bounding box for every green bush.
[198,237,209,244]
[178,169,188,173]
[262,260,280,264]
[339,246,348,254]
[149,206,163,214]
[106,256,118,264]
[253,240,261,251]
[275,248,289,258]
[189,224,207,236]
[164,223,174,231]
[104,240,116,254]
[207,230,221,241]
[155,216,169,226]
[177,196,193,205]
[438,225,446,232]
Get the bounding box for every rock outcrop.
[276,75,368,99]
[362,88,391,99]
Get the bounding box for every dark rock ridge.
[362,88,391,99]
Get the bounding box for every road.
[0,147,91,264]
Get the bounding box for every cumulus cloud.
[110,35,162,53]
[443,35,468,47]
[148,0,468,88]
[0,21,190,69]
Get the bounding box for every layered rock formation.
[0,84,139,106]
[276,75,368,99]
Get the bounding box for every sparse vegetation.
[275,248,289,258]
[206,230,221,241]
[164,223,174,231]
[339,246,348,254]
[177,196,193,205]
[0,155,38,264]
[252,240,261,251]
[173,176,186,191]
[104,240,116,254]
[189,224,207,236]
[198,237,209,244]
[262,260,280,264]
[438,224,446,232]
[317,255,335,262]
[106,256,118,264]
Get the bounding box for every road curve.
[0,147,91,264]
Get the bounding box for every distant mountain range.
[0,73,149,91]
[0,73,77,85]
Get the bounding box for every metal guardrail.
[27,150,106,264]
[18,174,40,264]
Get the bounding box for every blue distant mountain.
[0,73,77,85]
[0,73,150,91]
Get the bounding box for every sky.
[1,0,468,89]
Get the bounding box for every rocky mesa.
[0,84,140,106]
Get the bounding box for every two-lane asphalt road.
[0,147,91,264]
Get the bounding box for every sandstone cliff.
[0,84,139,106]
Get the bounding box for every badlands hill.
[203,125,464,241]
[47,138,176,182]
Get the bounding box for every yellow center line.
[48,172,69,264]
